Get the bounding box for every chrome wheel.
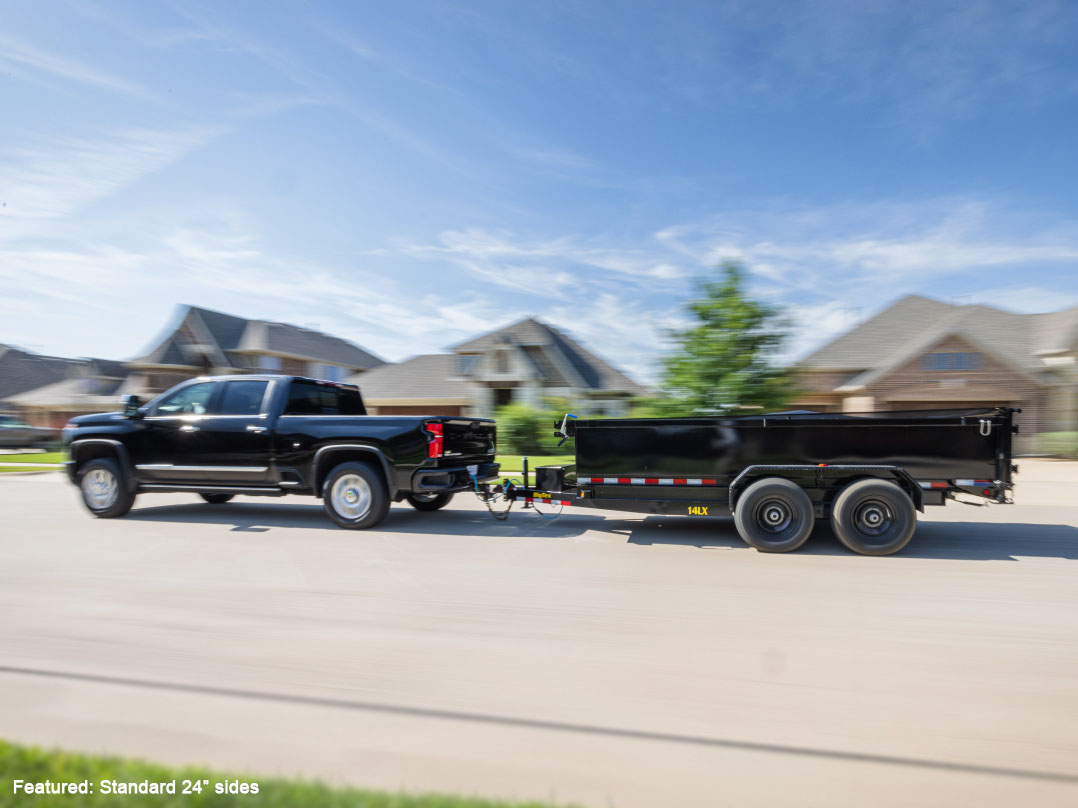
[83,467,118,510]
[330,473,372,520]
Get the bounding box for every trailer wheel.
[831,479,916,556]
[734,477,814,553]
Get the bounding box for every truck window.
[154,382,217,416]
[285,381,366,416]
[215,380,269,415]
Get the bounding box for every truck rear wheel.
[830,479,916,556]
[199,493,234,504]
[734,477,814,553]
[323,461,390,529]
[78,457,136,518]
[405,492,454,511]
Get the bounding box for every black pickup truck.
[62,375,498,529]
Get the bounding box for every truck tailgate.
[441,419,496,458]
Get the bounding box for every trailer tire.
[405,492,454,511]
[831,479,916,556]
[323,461,390,529]
[734,477,814,553]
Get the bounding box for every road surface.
[2,463,1077,807]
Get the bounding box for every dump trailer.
[480,407,1019,556]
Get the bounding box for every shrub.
[494,405,570,454]
[1033,431,1078,458]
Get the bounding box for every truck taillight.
[425,422,444,458]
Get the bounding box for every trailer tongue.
[473,407,1019,556]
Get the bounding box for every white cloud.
[0,127,220,226]
[0,33,152,98]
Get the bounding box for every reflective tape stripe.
[956,479,992,487]
[524,497,572,506]
[578,476,721,486]
[918,481,950,489]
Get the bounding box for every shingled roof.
[0,345,82,401]
[800,295,1078,383]
[135,305,385,371]
[452,317,648,395]
[352,354,477,401]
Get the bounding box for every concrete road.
[2,463,1077,807]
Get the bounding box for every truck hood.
[69,412,128,427]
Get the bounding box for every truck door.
[193,378,275,485]
[135,380,221,481]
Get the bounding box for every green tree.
[659,261,797,414]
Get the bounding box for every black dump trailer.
[484,407,1019,556]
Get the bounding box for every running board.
[139,484,286,496]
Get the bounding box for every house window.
[496,350,510,374]
[494,388,513,407]
[259,355,282,371]
[308,363,345,382]
[921,352,981,371]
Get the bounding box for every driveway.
[1,462,1076,807]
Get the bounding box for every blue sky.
[2,0,1077,383]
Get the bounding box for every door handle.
[179,424,200,432]
[246,425,267,433]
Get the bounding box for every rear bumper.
[411,462,500,493]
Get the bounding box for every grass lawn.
[0,739,570,808]
[495,455,574,472]
[0,466,62,473]
[0,451,65,464]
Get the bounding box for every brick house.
[355,317,649,417]
[794,294,1078,451]
[128,305,385,395]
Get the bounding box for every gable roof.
[134,305,385,370]
[800,295,1078,379]
[349,354,476,401]
[451,317,648,395]
[0,344,82,401]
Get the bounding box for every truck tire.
[199,493,234,504]
[323,461,390,529]
[405,492,454,511]
[78,457,136,518]
[734,477,814,553]
[830,479,916,556]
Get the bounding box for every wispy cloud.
[0,127,221,226]
[0,32,152,98]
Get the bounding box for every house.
[794,294,1078,451]
[2,358,130,428]
[355,317,649,417]
[128,305,385,394]
[0,344,82,407]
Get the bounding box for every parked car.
[62,375,498,528]
[0,414,60,449]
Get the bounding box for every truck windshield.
[285,381,366,415]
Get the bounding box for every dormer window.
[922,352,981,371]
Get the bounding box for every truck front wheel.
[78,457,136,518]
[830,479,916,556]
[405,492,454,511]
[323,461,390,529]
[734,477,814,553]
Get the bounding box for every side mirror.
[121,394,143,419]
